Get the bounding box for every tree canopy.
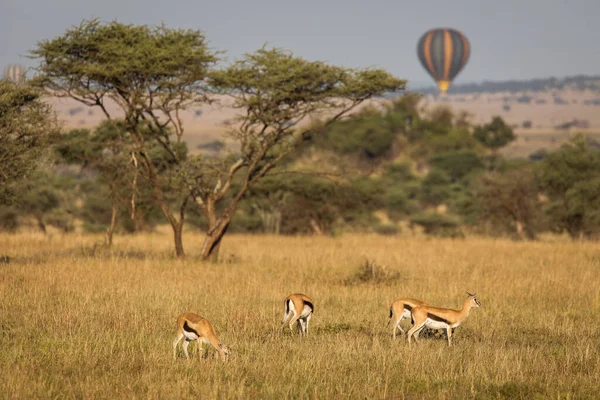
[0,80,57,204]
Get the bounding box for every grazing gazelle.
[387,297,428,339]
[172,312,230,360]
[407,293,481,346]
[281,293,314,335]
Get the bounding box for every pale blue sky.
[1,0,598,88]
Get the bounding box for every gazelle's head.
[218,344,231,360]
[466,292,481,308]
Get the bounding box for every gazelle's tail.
[385,305,393,327]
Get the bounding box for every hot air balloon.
[3,64,26,84]
[417,28,470,95]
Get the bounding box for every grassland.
[1,233,599,399]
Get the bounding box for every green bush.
[229,212,263,233]
[410,212,463,238]
[473,116,516,151]
[344,259,401,286]
[0,209,19,232]
[419,169,452,207]
[373,223,399,236]
[314,109,396,159]
[538,135,600,239]
[429,150,484,181]
[45,210,74,232]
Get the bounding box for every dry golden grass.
[1,232,599,399]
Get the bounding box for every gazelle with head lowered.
[173,312,230,360]
[281,293,314,335]
[387,297,428,339]
[407,293,481,346]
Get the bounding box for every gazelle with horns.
[407,293,481,346]
[281,293,314,335]
[387,297,428,339]
[172,313,230,360]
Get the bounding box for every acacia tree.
[189,48,405,259]
[31,19,218,258]
[56,122,135,245]
[539,135,600,239]
[472,167,542,240]
[473,116,516,154]
[0,79,58,205]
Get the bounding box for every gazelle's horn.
[466,292,475,297]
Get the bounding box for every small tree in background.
[472,167,542,240]
[473,116,516,155]
[539,135,600,239]
[56,123,132,245]
[0,79,58,205]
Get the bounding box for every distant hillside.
[416,75,600,96]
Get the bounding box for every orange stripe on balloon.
[443,30,453,81]
[423,31,437,80]
[461,33,470,68]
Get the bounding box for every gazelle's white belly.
[300,305,312,318]
[424,319,461,330]
[424,319,450,330]
[183,330,199,341]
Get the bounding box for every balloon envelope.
[3,64,26,84]
[417,28,470,94]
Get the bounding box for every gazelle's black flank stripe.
[427,313,451,325]
[183,321,199,336]
[304,300,314,313]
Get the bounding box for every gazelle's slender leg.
[298,318,306,335]
[407,322,426,344]
[281,313,290,330]
[446,327,453,347]
[305,314,312,335]
[392,315,403,339]
[197,340,203,358]
[173,333,184,359]
[183,340,191,359]
[414,325,425,342]
[281,304,292,330]
[288,311,300,333]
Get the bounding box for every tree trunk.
[274,210,281,235]
[173,221,185,259]
[138,152,187,259]
[515,220,526,241]
[36,216,46,234]
[201,217,230,262]
[105,197,117,247]
[310,218,323,235]
[515,219,536,241]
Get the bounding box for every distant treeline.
[416,75,600,95]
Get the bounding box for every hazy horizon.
[2,0,599,87]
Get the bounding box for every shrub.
[0,209,19,232]
[344,259,401,286]
[373,223,399,236]
[429,150,484,181]
[419,169,452,207]
[410,212,463,238]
